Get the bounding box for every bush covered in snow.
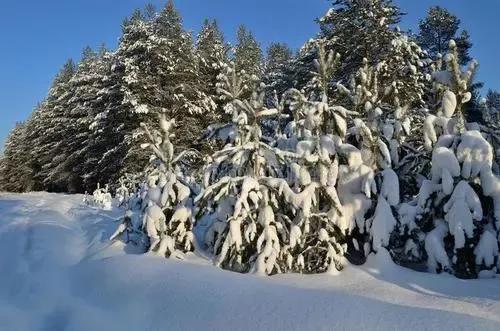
[84,184,113,210]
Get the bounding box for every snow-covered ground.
[1,192,499,331]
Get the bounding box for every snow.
[431,147,461,194]
[143,202,167,252]
[444,181,483,249]
[480,167,500,224]
[425,220,451,273]
[370,197,397,251]
[474,229,499,268]
[442,90,457,118]
[380,169,400,206]
[1,193,500,331]
[457,130,493,179]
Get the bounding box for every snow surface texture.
[1,193,500,331]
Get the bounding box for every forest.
[2,0,500,279]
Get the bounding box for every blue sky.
[1,0,499,150]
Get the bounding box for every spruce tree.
[117,1,216,179]
[59,47,113,192]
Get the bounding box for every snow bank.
[1,193,500,330]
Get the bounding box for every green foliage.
[417,6,472,65]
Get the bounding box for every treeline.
[0,0,496,193]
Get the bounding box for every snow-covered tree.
[120,2,216,175]
[196,19,229,115]
[486,90,500,112]
[84,183,113,210]
[291,0,429,108]
[263,43,294,105]
[199,62,347,274]
[197,43,401,275]
[196,65,288,274]
[0,122,36,192]
[234,25,263,81]
[45,47,111,192]
[139,113,199,258]
[395,41,499,278]
[82,48,134,191]
[271,44,355,273]
[28,59,77,192]
[318,0,402,81]
[111,112,198,258]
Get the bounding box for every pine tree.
[263,42,294,105]
[318,0,402,81]
[196,19,229,118]
[196,67,288,274]
[417,6,472,65]
[234,25,263,80]
[395,41,500,278]
[418,7,480,123]
[486,90,500,112]
[111,112,198,257]
[28,59,76,192]
[0,122,35,192]
[294,0,427,108]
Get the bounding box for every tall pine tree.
[234,25,263,79]
[417,6,472,65]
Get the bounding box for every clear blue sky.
[1,0,499,151]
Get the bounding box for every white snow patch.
[1,193,500,330]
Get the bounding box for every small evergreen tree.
[395,41,499,278]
